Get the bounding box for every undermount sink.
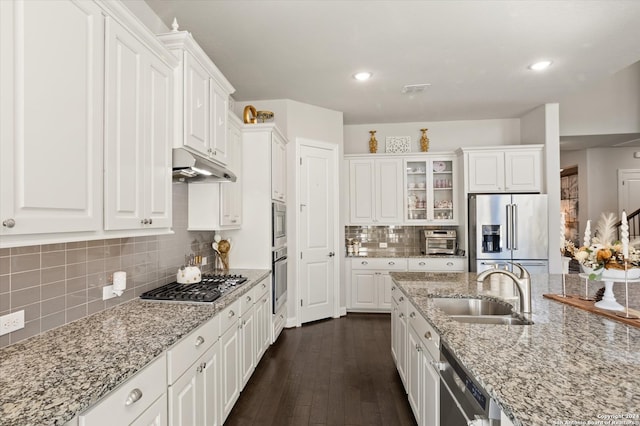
[432,298,533,325]
[432,298,513,316]
[449,315,533,325]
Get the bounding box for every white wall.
[559,61,640,136]
[520,104,561,273]
[344,119,521,154]
[562,147,640,227]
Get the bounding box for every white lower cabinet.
[79,354,167,426]
[406,303,440,426]
[349,258,408,312]
[130,395,167,426]
[407,257,466,272]
[391,286,408,389]
[254,279,271,363]
[220,300,241,423]
[240,294,256,388]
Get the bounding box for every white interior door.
[618,169,640,217]
[299,142,337,324]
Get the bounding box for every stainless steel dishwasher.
[438,342,502,426]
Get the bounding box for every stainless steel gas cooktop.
[140,274,247,303]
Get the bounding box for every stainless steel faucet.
[476,262,532,316]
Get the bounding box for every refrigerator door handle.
[506,204,512,250]
[512,203,518,250]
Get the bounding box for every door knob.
[328,252,335,257]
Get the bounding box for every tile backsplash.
[0,184,216,348]
[345,225,458,257]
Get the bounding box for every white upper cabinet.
[0,0,104,237]
[404,155,458,224]
[104,17,173,231]
[157,24,235,166]
[347,157,404,224]
[464,146,542,193]
[271,131,287,203]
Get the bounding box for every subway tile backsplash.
[345,225,458,257]
[0,184,217,348]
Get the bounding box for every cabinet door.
[430,159,455,222]
[467,151,505,192]
[350,271,378,309]
[422,353,440,426]
[130,395,167,426]
[240,305,256,388]
[397,304,408,389]
[184,51,210,156]
[169,364,200,426]
[391,303,399,364]
[144,52,173,228]
[104,17,145,230]
[220,320,240,422]
[375,159,404,223]
[349,159,375,223]
[271,134,286,202]
[209,82,228,164]
[407,326,422,424]
[505,149,541,192]
[200,343,221,426]
[1,0,104,236]
[379,273,394,309]
[220,117,242,228]
[254,283,271,362]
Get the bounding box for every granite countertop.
[390,272,640,426]
[0,269,271,426]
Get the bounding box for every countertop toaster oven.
[421,230,457,255]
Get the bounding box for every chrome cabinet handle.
[246,296,252,303]
[416,344,421,352]
[125,388,143,406]
[195,336,205,347]
[361,261,368,265]
[328,252,335,257]
[391,286,396,291]
[262,283,266,288]
[409,312,416,318]
[399,296,404,302]
[149,218,152,225]
[228,310,235,318]
[447,262,453,266]
[2,219,15,228]
[399,313,405,319]
[388,261,395,265]
[419,261,426,266]
[425,331,432,340]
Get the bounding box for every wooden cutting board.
[543,293,640,328]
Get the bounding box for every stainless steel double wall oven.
[272,202,287,314]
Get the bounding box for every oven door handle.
[435,362,490,426]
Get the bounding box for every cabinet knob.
[361,261,368,265]
[419,262,426,266]
[425,331,432,340]
[231,219,237,223]
[125,388,143,406]
[399,313,405,319]
[328,252,335,257]
[148,218,152,225]
[391,286,396,291]
[247,296,252,303]
[141,219,149,225]
[409,312,416,318]
[399,296,404,302]
[228,310,235,318]
[2,218,15,228]
[388,261,395,265]
[446,262,453,266]
[416,344,421,352]
[195,336,205,347]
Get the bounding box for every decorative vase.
[369,130,378,153]
[419,128,430,152]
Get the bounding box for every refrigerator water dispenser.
[481,225,501,253]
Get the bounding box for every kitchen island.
[391,271,640,426]
[0,269,270,426]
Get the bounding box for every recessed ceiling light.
[528,60,552,71]
[353,72,372,81]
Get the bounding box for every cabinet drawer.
[166,316,220,384]
[254,277,270,300]
[240,287,257,314]
[352,258,407,270]
[220,298,241,334]
[408,307,440,360]
[79,354,166,426]
[407,257,465,272]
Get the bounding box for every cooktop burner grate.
[140,274,247,303]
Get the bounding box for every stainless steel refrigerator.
[468,194,548,273]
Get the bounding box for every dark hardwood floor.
[225,313,417,426]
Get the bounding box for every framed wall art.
[385,136,411,153]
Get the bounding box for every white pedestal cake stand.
[579,272,640,311]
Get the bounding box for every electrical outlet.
[379,242,388,248]
[102,285,117,300]
[0,310,25,336]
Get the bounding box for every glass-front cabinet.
[405,156,456,223]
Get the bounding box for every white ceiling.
[143,0,640,134]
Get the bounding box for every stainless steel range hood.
[172,148,236,182]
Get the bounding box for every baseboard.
[339,306,347,317]
[285,317,298,328]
